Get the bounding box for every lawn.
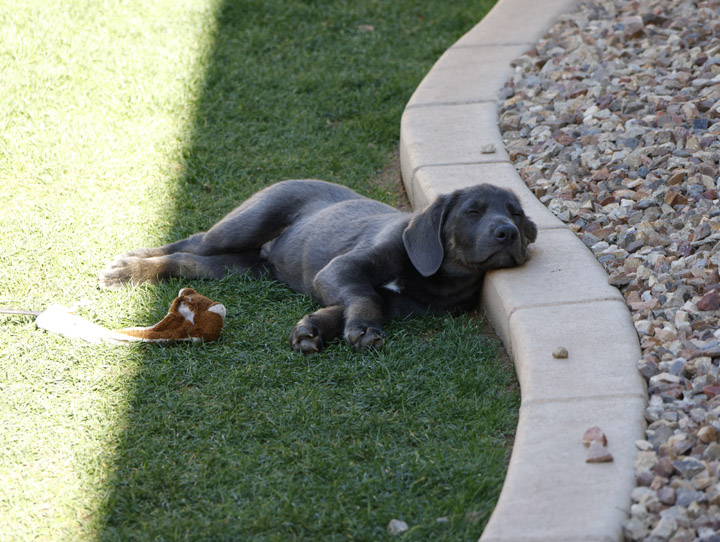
[0,0,517,540]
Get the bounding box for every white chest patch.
[382,279,403,294]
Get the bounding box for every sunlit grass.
[0,1,513,540]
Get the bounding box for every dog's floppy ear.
[402,195,450,277]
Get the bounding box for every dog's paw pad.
[289,321,324,355]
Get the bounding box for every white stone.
[649,516,677,539]
[387,519,409,535]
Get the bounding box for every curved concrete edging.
[398,1,647,541]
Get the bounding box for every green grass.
[0,0,516,540]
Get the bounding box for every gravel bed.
[497,0,720,540]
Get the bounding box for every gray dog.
[100,180,537,353]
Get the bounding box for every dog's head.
[402,184,537,277]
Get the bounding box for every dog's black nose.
[495,224,518,244]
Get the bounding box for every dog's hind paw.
[289,321,324,355]
[345,326,385,352]
[98,256,151,289]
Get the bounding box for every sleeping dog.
[99,180,537,353]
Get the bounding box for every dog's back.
[265,195,405,294]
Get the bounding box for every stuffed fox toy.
[36,288,225,344]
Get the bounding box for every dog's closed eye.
[507,203,524,217]
[464,205,486,217]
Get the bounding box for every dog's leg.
[143,180,355,258]
[112,233,208,259]
[289,305,345,355]
[311,256,388,351]
[99,251,264,289]
[109,190,294,263]
[100,180,351,288]
[100,229,267,288]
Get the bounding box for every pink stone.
[702,384,720,399]
[696,290,719,311]
[582,426,608,447]
[691,221,712,242]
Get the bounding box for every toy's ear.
[208,303,226,320]
[193,302,226,342]
[402,195,450,277]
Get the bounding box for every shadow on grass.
[97,1,515,540]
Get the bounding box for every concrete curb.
[398,1,647,541]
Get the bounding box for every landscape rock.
[650,516,678,539]
[499,0,720,538]
[696,291,720,312]
[673,458,706,479]
[698,426,717,444]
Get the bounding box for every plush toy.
[34,288,225,344]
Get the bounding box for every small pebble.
[696,290,719,312]
[672,457,706,479]
[552,346,568,359]
[697,426,717,444]
[586,440,614,463]
[657,486,676,506]
[583,426,608,447]
[387,519,409,535]
[480,143,496,154]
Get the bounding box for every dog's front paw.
[98,256,153,289]
[290,319,324,355]
[345,325,385,351]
